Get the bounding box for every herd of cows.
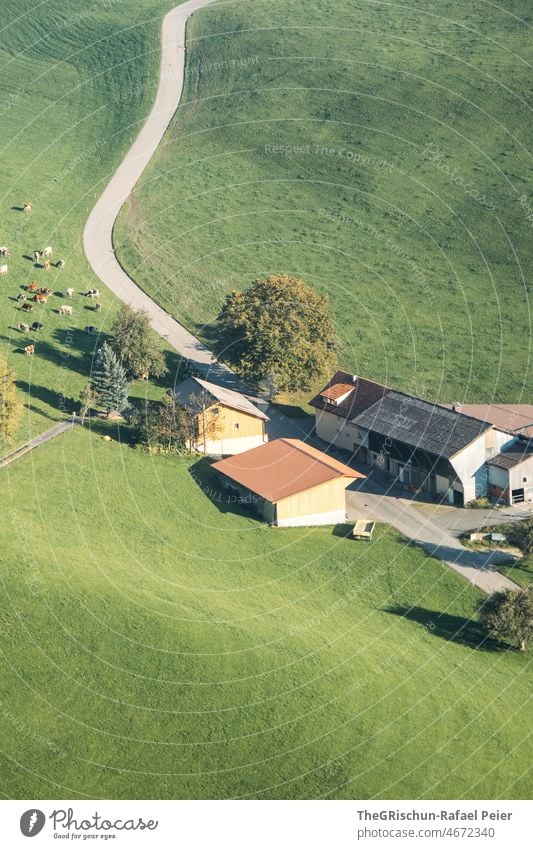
[1,224,103,359]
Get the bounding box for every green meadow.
[0,0,175,448]
[0,426,531,799]
[0,0,531,803]
[115,0,532,403]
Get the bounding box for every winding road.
[81,1,521,594]
[83,0,236,385]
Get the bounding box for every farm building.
[212,438,364,526]
[171,376,268,455]
[487,439,533,505]
[444,403,533,438]
[311,370,515,506]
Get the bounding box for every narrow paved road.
[83,0,231,382]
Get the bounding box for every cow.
[27,281,38,292]
[42,246,53,259]
[66,287,74,298]
[21,303,33,312]
[31,321,43,332]
[24,344,35,356]
[0,265,8,275]
[23,201,32,213]
[94,302,102,312]
[59,305,73,316]
[39,287,52,296]
[85,288,100,299]
[33,250,42,263]
[0,247,10,257]
[33,294,47,303]
[43,259,51,271]
[17,293,26,302]
[17,322,30,333]
[56,259,65,269]
[84,325,97,334]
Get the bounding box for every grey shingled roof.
[488,440,533,470]
[171,376,268,421]
[352,391,491,458]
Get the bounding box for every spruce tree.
[91,343,130,415]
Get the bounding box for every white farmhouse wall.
[314,409,367,449]
[196,433,267,456]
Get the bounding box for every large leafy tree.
[214,275,337,392]
[478,586,533,651]
[109,305,167,380]
[0,354,23,445]
[91,343,130,415]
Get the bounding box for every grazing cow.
[0,265,8,275]
[17,293,26,302]
[27,281,38,292]
[17,322,30,332]
[33,250,41,263]
[33,293,47,303]
[40,287,52,296]
[24,344,35,356]
[56,259,65,269]
[21,303,33,312]
[95,302,102,312]
[42,246,53,259]
[31,321,43,332]
[43,259,51,271]
[86,288,100,299]
[66,287,74,298]
[0,247,10,257]
[59,305,73,316]
[84,325,97,334]
[23,201,32,213]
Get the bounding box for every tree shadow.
[384,605,508,652]
[188,457,263,519]
[15,381,76,415]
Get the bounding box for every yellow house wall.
[275,476,354,521]
[196,404,265,442]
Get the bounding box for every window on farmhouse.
[234,422,240,430]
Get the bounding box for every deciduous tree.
[109,305,167,380]
[0,354,23,445]
[478,586,533,651]
[214,275,337,392]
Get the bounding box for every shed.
[212,438,364,526]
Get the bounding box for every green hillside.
[0,427,531,799]
[0,0,173,445]
[115,0,532,402]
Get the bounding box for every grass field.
[0,0,176,449]
[0,426,531,799]
[115,0,532,404]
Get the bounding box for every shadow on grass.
[188,456,262,519]
[384,605,508,652]
[332,523,354,539]
[16,381,76,415]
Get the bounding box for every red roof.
[310,370,390,420]
[212,438,363,503]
